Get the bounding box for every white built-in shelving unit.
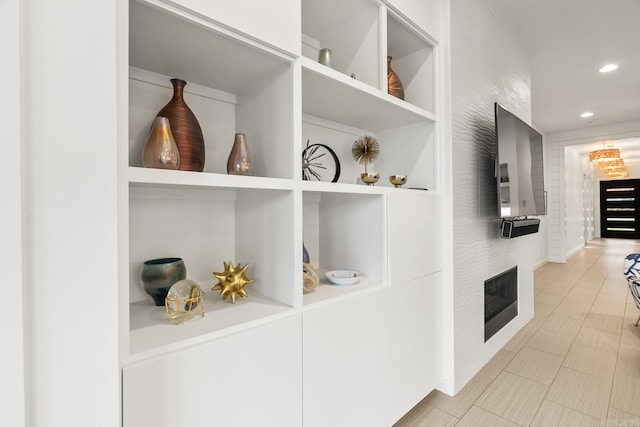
[120,0,449,425]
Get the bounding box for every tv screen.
[495,103,545,218]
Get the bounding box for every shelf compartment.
[128,184,295,354]
[129,1,294,179]
[301,58,434,133]
[386,10,436,114]
[130,1,292,93]
[302,0,380,89]
[302,191,385,306]
[375,120,436,191]
[129,289,291,357]
[302,113,436,191]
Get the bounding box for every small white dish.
[325,270,363,286]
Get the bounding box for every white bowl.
[325,270,362,286]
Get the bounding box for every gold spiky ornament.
[212,262,254,303]
[352,135,380,174]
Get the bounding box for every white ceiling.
[484,0,640,166]
[483,0,640,134]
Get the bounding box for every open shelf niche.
[128,184,295,357]
[302,190,386,307]
[386,10,436,114]
[302,0,381,89]
[301,83,437,191]
[129,0,294,179]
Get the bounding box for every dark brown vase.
[157,79,206,172]
[387,56,405,100]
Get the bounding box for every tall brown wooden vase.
[157,78,206,172]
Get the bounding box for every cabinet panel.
[303,289,391,427]
[388,192,442,285]
[391,273,443,423]
[123,316,302,427]
[149,0,301,56]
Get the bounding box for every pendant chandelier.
[605,168,629,179]
[589,147,620,163]
[598,158,625,170]
[589,141,630,179]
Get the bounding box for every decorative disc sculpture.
[212,262,255,304]
[302,139,341,182]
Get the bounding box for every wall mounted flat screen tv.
[495,103,545,218]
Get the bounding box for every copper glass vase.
[142,116,180,169]
[156,78,206,172]
[226,133,252,175]
[387,56,405,100]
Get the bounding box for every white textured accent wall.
[446,0,544,393]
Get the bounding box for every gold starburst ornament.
[212,262,255,304]
[352,135,381,185]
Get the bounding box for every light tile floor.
[395,238,640,427]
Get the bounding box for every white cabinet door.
[385,0,443,40]
[391,273,443,423]
[388,192,442,285]
[170,0,300,55]
[303,289,391,427]
[123,316,302,427]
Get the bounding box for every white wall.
[445,0,544,394]
[546,120,640,261]
[563,146,592,255]
[21,0,120,425]
[1,0,26,424]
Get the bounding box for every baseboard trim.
[566,242,585,258]
[436,379,456,396]
[533,259,548,270]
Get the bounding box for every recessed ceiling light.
[599,64,618,73]
[581,112,594,118]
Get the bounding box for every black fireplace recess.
[484,266,518,342]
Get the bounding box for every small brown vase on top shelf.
[387,56,405,100]
[156,78,206,172]
[142,116,180,170]
[226,133,252,175]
